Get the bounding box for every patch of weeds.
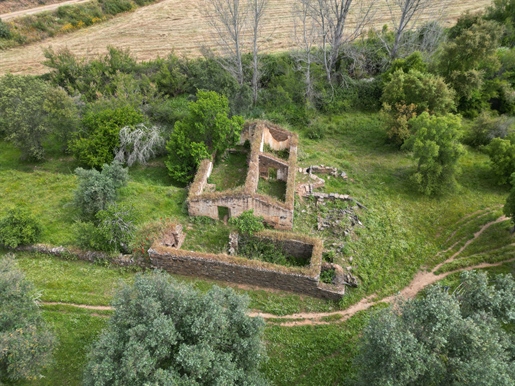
[320,268,336,284]
[263,144,289,160]
[238,236,309,267]
[257,178,286,201]
[208,150,249,191]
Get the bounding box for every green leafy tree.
[0,255,56,382]
[74,161,129,221]
[0,74,49,160]
[403,112,464,195]
[438,17,504,116]
[381,69,455,145]
[485,0,515,47]
[83,271,267,385]
[229,210,265,235]
[354,270,515,386]
[165,90,244,183]
[485,136,515,184]
[71,105,143,168]
[0,207,43,249]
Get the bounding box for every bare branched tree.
[115,124,165,167]
[381,0,448,59]
[311,0,377,84]
[250,0,268,105]
[202,0,249,85]
[292,0,319,105]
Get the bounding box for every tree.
[165,90,244,183]
[485,0,515,47]
[380,0,447,59]
[354,270,515,386]
[71,105,144,168]
[438,17,504,116]
[0,207,43,249]
[381,69,456,144]
[114,124,165,167]
[74,161,129,221]
[83,271,267,385]
[403,112,464,195]
[485,136,515,185]
[0,74,49,160]
[0,255,56,383]
[311,0,377,84]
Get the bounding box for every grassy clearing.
[208,150,248,191]
[261,310,374,385]
[288,112,510,307]
[258,178,287,201]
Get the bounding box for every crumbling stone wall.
[149,232,345,299]
[187,121,297,229]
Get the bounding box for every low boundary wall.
[149,231,345,300]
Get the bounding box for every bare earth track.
[0,0,90,20]
[0,0,492,75]
[42,215,515,327]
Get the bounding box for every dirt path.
[41,216,514,326]
[0,0,91,21]
[251,216,514,326]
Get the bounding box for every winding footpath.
[42,216,515,327]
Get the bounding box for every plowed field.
[0,0,491,75]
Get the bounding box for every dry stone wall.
[187,120,297,229]
[149,233,345,300]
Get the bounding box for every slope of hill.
[0,0,491,76]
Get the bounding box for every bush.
[83,272,267,385]
[0,255,56,382]
[74,161,129,220]
[71,105,143,168]
[465,112,515,147]
[0,19,12,39]
[403,113,465,195]
[114,124,165,166]
[75,203,136,253]
[0,208,42,249]
[99,0,134,15]
[229,210,264,235]
[485,136,515,184]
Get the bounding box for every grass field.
[0,0,492,75]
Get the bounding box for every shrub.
[0,19,12,39]
[83,272,267,385]
[74,161,129,221]
[0,256,56,382]
[465,112,515,147]
[99,0,134,15]
[0,208,42,249]
[71,105,143,168]
[403,112,465,195]
[229,210,264,235]
[485,136,515,185]
[75,203,136,253]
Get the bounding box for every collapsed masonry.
[187,121,297,229]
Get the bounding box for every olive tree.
[0,255,55,383]
[354,270,515,386]
[83,271,267,385]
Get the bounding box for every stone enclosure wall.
[187,121,297,229]
[149,231,345,300]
